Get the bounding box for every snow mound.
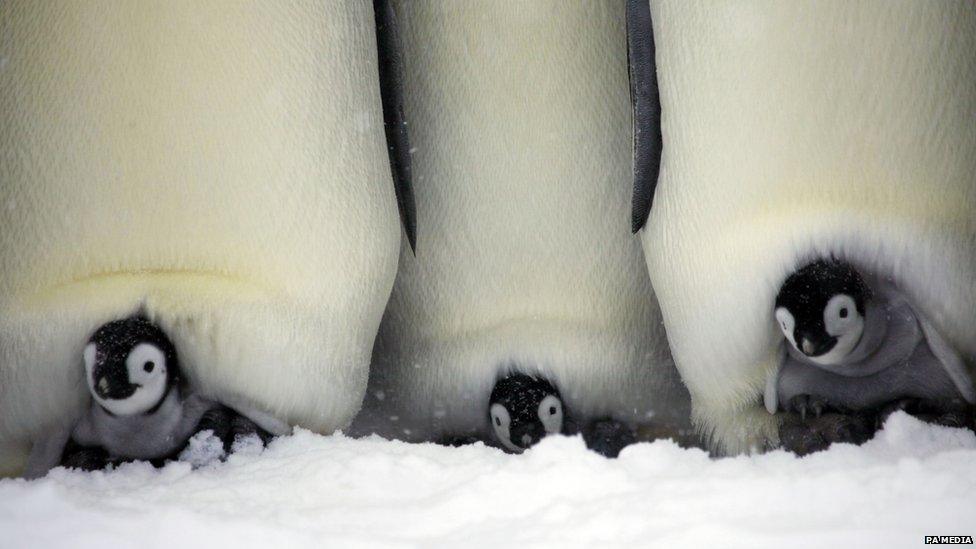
[1,412,973,548]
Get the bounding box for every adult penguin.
[633,0,976,454]
[0,1,412,475]
[354,1,692,453]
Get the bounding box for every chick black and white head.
[488,373,564,453]
[774,259,871,366]
[83,317,179,416]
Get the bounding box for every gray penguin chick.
[24,317,217,478]
[765,259,975,418]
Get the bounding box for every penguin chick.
[24,317,228,478]
[72,317,219,462]
[489,373,564,453]
[767,259,976,420]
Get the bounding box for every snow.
[1,412,973,549]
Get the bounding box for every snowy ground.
[1,412,973,549]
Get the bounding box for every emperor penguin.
[0,1,411,475]
[353,1,692,453]
[633,1,976,454]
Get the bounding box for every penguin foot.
[779,411,876,456]
[60,442,111,472]
[437,434,482,447]
[787,394,828,421]
[582,418,636,458]
[877,399,975,431]
[919,408,976,430]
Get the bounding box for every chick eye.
[774,308,794,338]
[839,308,848,319]
[538,395,563,435]
[126,342,166,381]
[494,416,501,426]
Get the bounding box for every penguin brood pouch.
[0,2,406,475]
[636,1,976,454]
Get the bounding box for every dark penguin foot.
[779,411,877,456]
[787,394,830,421]
[60,442,111,472]
[876,399,975,431]
[582,418,636,458]
[195,406,272,454]
[918,408,976,430]
[437,434,482,447]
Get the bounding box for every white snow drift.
[1,413,973,549]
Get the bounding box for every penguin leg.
[779,411,877,456]
[582,418,637,458]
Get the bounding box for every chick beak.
[797,332,837,357]
[91,363,139,400]
[97,376,110,398]
[801,338,817,356]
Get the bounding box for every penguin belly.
[0,1,401,473]
[642,0,976,453]
[355,1,690,442]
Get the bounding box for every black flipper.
[230,413,274,447]
[627,0,662,233]
[194,405,272,453]
[374,0,417,252]
[195,406,236,453]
